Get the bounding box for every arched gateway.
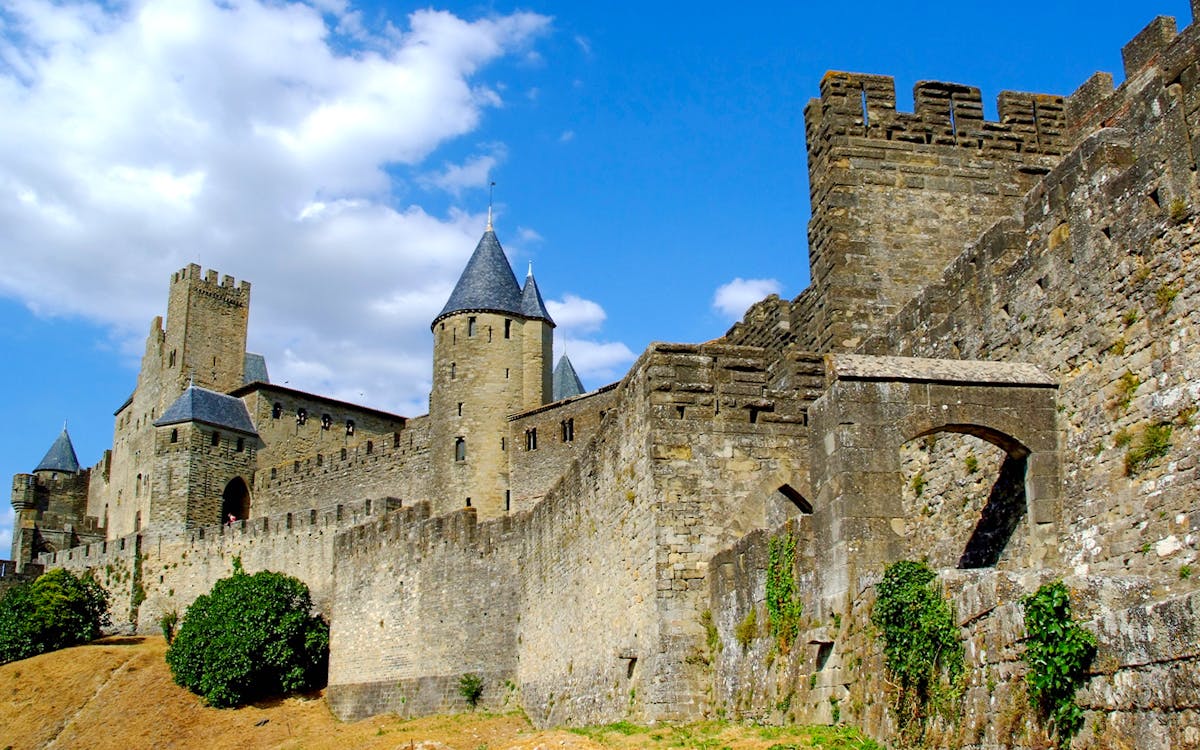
[807,354,1061,599]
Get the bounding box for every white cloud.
[712,277,782,320]
[558,129,575,143]
[421,145,507,196]
[556,338,636,387]
[0,1,551,418]
[546,293,605,333]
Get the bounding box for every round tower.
[430,221,554,517]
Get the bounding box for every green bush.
[165,562,329,707]
[0,568,110,665]
[458,672,484,709]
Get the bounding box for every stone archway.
[221,477,251,522]
[808,354,1061,599]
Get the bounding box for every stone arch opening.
[221,477,251,522]
[899,425,1029,570]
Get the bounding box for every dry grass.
[0,637,878,750]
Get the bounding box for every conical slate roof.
[35,426,80,474]
[520,271,554,325]
[552,355,586,401]
[154,385,258,435]
[434,229,523,327]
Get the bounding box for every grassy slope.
[0,637,881,750]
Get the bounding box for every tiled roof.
[35,427,80,473]
[434,229,523,326]
[552,355,585,401]
[520,272,554,325]
[154,385,258,435]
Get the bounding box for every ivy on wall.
[766,531,803,653]
[1022,581,1096,745]
[871,560,964,737]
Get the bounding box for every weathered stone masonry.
[12,8,1200,749]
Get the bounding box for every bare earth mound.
[0,637,879,750]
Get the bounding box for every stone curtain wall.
[42,497,393,633]
[253,413,431,517]
[326,343,817,726]
[328,352,664,724]
[326,504,523,721]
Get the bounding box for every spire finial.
[63,419,68,432]
[486,181,496,231]
[527,260,533,278]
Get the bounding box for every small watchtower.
[429,217,554,517]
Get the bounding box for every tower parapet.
[800,73,1070,353]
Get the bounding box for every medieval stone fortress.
[8,6,1200,748]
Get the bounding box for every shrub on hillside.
[0,568,111,665]
[165,561,329,707]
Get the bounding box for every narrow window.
[450,362,456,380]
[346,419,355,436]
[505,490,511,512]
[457,402,463,416]
[236,437,245,452]
[211,431,220,447]
[465,497,472,507]
[505,368,509,379]
[561,418,575,442]
[169,350,176,367]
[293,460,300,473]
[340,447,347,460]
[487,326,493,342]
[393,432,401,448]
[270,467,277,479]
[525,428,538,451]
[321,413,332,430]
[366,440,374,455]
[455,437,466,462]
[170,428,178,444]
[317,453,323,466]
[135,473,142,497]
[504,319,512,338]
[296,408,308,426]
[468,316,477,336]
[272,402,282,419]
[501,436,506,451]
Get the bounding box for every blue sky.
[0,0,1192,556]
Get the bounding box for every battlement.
[808,71,1068,158]
[171,263,251,300]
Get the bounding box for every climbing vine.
[871,560,964,736]
[1022,581,1096,746]
[766,531,803,653]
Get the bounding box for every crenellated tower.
[430,221,555,517]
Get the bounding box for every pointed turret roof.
[434,229,523,327]
[35,426,80,474]
[520,266,554,325]
[552,355,586,401]
[154,385,258,436]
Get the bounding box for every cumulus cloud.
[546,293,605,333]
[712,277,782,320]
[421,145,507,196]
[0,0,552,417]
[555,339,636,387]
